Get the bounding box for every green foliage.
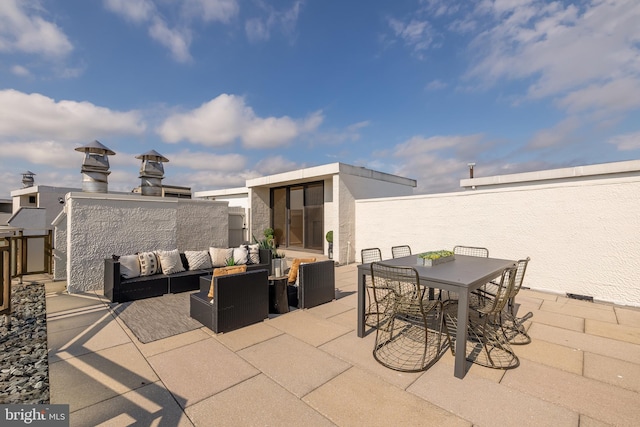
[418,250,454,260]
[225,257,236,266]
[253,233,274,250]
[325,230,333,243]
[263,228,274,238]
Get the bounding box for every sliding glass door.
[271,182,324,250]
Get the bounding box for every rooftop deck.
[43,263,640,426]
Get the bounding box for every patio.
[44,262,640,426]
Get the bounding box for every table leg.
[454,290,469,379]
[357,271,365,337]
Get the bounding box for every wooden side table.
[268,275,289,314]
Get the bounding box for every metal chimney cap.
[135,150,169,162]
[21,170,36,176]
[74,140,116,155]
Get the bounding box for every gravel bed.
[0,282,49,404]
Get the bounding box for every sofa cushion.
[210,247,233,267]
[184,250,212,270]
[288,258,316,283]
[233,246,248,265]
[208,265,248,299]
[138,252,159,276]
[247,244,260,264]
[119,254,141,279]
[156,249,186,275]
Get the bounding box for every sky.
[1,0,639,198]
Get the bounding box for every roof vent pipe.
[74,140,115,193]
[21,171,36,188]
[468,162,476,179]
[136,150,169,196]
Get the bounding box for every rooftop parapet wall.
[355,175,640,307]
[64,193,228,293]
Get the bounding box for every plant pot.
[418,254,455,267]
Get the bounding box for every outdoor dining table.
[357,254,517,379]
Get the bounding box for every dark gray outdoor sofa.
[104,248,272,303]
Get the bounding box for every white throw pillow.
[138,252,159,276]
[155,249,186,275]
[233,246,248,265]
[247,244,260,264]
[184,250,212,270]
[119,254,140,279]
[209,247,232,267]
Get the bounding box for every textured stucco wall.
[66,194,229,293]
[355,177,640,307]
[250,187,270,241]
[176,200,228,250]
[337,173,414,264]
[53,215,67,281]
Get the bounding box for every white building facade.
[196,163,417,264]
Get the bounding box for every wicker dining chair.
[370,262,451,372]
[445,264,519,369]
[453,245,489,258]
[443,245,490,301]
[361,248,383,328]
[477,257,532,345]
[391,245,412,258]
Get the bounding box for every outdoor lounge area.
[40,256,640,426]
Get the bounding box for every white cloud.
[556,78,640,116]
[394,134,484,157]
[103,0,155,23]
[245,1,303,43]
[105,0,239,62]
[182,0,238,23]
[608,131,640,151]
[148,17,192,63]
[0,0,73,57]
[527,116,580,149]
[167,149,247,171]
[0,140,79,168]
[425,79,447,91]
[387,18,436,57]
[11,64,30,77]
[465,0,640,117]
[157,94,323,148]
[381,133,506,193]
[254,155,301,175]
[0,89,146,141]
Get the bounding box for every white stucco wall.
[337,172,416,264]
[65,193,228,293]
[355,176,640,307]
[52,213,67,281]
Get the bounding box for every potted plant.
[326,230,333,259]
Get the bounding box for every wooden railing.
[0,239,10,316]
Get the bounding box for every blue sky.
[1,0,639,198]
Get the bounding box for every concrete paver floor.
[42,264,640,426]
